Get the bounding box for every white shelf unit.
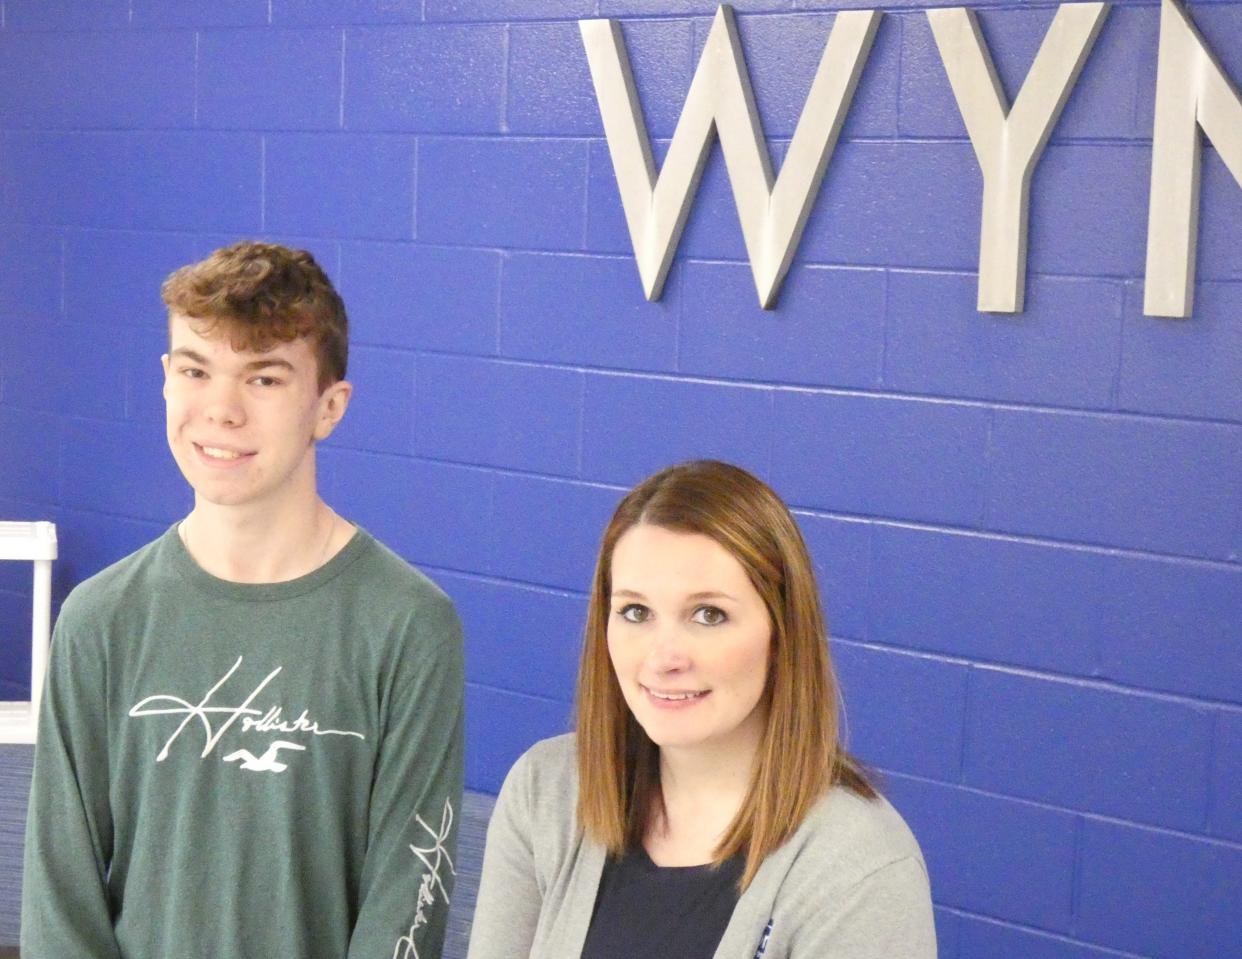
[0,521,57,744]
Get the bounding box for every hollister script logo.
[393,798,456,959]
[128,656,365,772]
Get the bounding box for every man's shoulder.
[341,529,462,656]
[353,530,452,605]
[57,528,176,630]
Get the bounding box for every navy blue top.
[580,846,745,959]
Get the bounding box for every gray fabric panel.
[446,790,497,959]
[0,756,495,959]
[0,746,33,949]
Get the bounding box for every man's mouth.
[194,443,254,463]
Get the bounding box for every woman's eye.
[617,604,650,624]
[691,605,727,626]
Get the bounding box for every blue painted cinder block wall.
[0,1,1239,956]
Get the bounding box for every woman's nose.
[644,623,691,673]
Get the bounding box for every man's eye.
[251,376,280,387]
[691,605,727,626]
[616,604,650,624]
[180,367,206,379]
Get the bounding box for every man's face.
[162,313,349,512]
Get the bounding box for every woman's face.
[606,524,772,761]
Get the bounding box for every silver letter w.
[580,5,880,309]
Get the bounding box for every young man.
[21,242,464,958]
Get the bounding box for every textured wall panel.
[680,261,885,388]
[834,642,968,782]
[418,138,588,249]
[0,30,195,128]
[964,669,1213,831]
[500,253,679,371]
[198,28,342,131]
[441,572,585,703]
[325,451,494,572]
[581,373,772,485]
[486,475,622,592]
[509,19,693,138]
[344,24,505,133]
[885,271,1123,407]
[416,355,583,475]
[773,391,990,525]
[987,409,1242,558]
[1077,819,1242,958]
[265,134,416,239]
[884,774,1076,931]
[339,242,501,354]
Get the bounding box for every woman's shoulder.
[509,732,578,785]
[495,733,580,822]
[786,785,927,889]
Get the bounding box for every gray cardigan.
[466,735,937,959]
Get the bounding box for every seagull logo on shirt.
[223,740,306,773]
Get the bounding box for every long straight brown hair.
[576,460,874,890]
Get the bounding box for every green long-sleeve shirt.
[21,525,464,959]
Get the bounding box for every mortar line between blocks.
[500,25,512,135]
[338,29,347,131]
[581,143,592,250]
[957,664,972,784]
[259,136,267,231]
[58,233,67,320]
[978,402,998,529]
[1069,815,1084,936]
[192,32,201,126]
[411,137,420,241]
[575,373,586,478]
[1203,709,1219,835]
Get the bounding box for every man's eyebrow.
[242,358,295,372]
[169,346,209,364]
[167,348,296,373]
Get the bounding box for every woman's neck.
[644,732,762,867]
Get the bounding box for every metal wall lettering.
[1145,0,1242,317]
[927,4,1108,313]
[580,6,880,308]
[582,1,1242,319]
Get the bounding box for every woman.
[467,461,936,958]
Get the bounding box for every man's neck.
[179,493,344,584]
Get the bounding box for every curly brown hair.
[161,241,347,391]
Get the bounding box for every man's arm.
[347,592,464,959]
[21,616,123,959]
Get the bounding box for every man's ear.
[161,353,171,400]
[313,380,352,441]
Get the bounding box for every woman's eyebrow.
[686,590,738,602]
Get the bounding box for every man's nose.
[202,379,245,427]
